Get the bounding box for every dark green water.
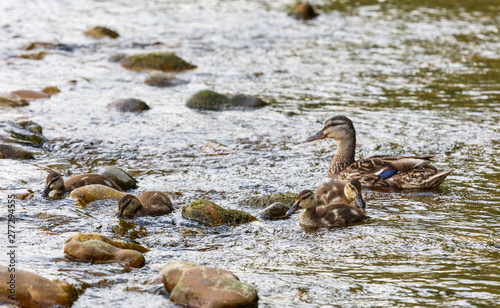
[0,0,499,307]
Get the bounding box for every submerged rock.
[121,52,196,72]
[160,261,258,308]
[291,1,319,20]
[42,86,61,96]
[240,192,297,208]
[24,41,74,51]
[100,166,138,191]
[0,93,28,107]
[258,202,291,220]
[64,233,146,268]
[0,265,78,308]
[0,120,48,147]
[18,51,47,60]
[228,94,267,109]
[0,144,34,159]
[69,184,126,205]
[186,90,266,111]
[182,199,257,226]
[107,98,150,113]
[10,89,49,100]
[110,219,148,240]
[84,26,119,38]
[145,71,189,87]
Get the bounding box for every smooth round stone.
[228,94,267,108]
[120,52,196,72]
[145,71,189,87]
[107,98,150,113]
[41,86,61,96]
[101,166,138,190]
[10,90,49,100]
[84,26,119,38]
[0,144,34,160]
[258,202,291,220]
[291,1,319,20]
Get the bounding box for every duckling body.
[287,183,368,228]
[316,179,366,207]
[305,115,453,189]
[118,191,173,218]
[42,172,122,197]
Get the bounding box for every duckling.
[316,179,366,207]
[305,115,453,189]
[42,171,122,197]
[118,191,173,218]
[286,189,368,228]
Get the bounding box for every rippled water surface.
[1,0,499,307]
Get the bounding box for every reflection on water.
[0,0,499,307]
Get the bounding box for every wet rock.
[18,51,47,60]
[67,232,149,253]
[145,71,189,87]
[0,93,28,107]
[121,52,196,72]
[42,86,61,96]
[111,219,148,240]
[107,98,150,113]
[258,202,291,220]
[240,192,297,208]
[69,184,126,206]
[186,90,230,111]
[64,233,146,268]
[228,94,267,109]
[100,166,138,190]
[0,144,33,159]
[10,89,49,100]
[160,261,258,308]
[0,265,78,308]
[182,199,257,226]
[0,120,48,147]
[84,26,119,38]
[291,1,319,20]
[24,41,74,52]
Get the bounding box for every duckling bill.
[42,171,122,197]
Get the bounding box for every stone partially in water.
[144,71,189,87]
[228,94,267,109]
[121,52,196,72]
[160,261,258,308]
[69,184,126,205]
[110,219,148,240]
[42,86,61,96]
[10,89,49,100]
[24,41,74,52]
[0,265,78,308]
[0,120,48,147]
[100,166,138,190]
[186,90,230,111]
[182,199,257,226]
[18,51,47,60]
[67,232,149,253]
[0,93,29,107]
[0,144,34,159]
[84,26,119,38]
[240,192,297,208]
[107,98,150,113]
[291,1,319,20]
[64,235,146,268]
[258,202,291,220]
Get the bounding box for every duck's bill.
[41,186,51,198]
[356,194,366,209]
[304,131,326,143]
[286,202,300,215]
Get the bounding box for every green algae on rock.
[0,120,48,147]
[107,98,150,113]
[182,199,257,226]
[160,261,258,308]
[110,219,148,241]
[0,144,34,160]
[42,86,61,96]
[0,265,78,308]
[84,26,119,38]
[240,192,297,208]
[121,52,196,72]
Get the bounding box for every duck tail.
[423,169,454,188]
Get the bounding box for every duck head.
[286,189,317,215]
[42,172,64,197]
[118,194,142,218]
[304,115,355,143]
[344,179,366,209]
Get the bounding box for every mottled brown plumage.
[42,171,122,197]
[305,115,453,189]
[118,191,173,218]
[316,179,366,207]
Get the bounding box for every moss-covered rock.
[121,52,196,72]
[0,120,47,147]
[290,1,319,20]
[186,90,230,111]
[160,261,258,308]
[0,265,78,308]
[64,233,147,268]
[107,98,150,113]
[110,219,148,240]
[240,192,297,208]
[0,93,28,107]
[10,89,49,100]
[100,166,138,191]
[145,71,189,87]
[84,26,119,38]
[258,202,292,220]
[182,199,257,226]
[42,86,61,96]
[0,144,33,160]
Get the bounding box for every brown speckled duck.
[42,171,122,197]
[305,115,453,189]
[316,179,366,206]
[118,191,173,218]
[286,188,368,228]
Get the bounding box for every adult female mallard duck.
[286,186,367,228]
[118,191,173,218]
[305,115,453,189]
[42,172,122,197]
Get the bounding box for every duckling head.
[304,115,355,143]
[118,194,142,218]
[42,172,64,197]
[286,189,317,215]
[344,179,366,209]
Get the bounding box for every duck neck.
[329,136,356,177]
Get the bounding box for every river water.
[0,0,499,307]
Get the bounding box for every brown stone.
[10,90,49,100]
[0,144,34,159]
